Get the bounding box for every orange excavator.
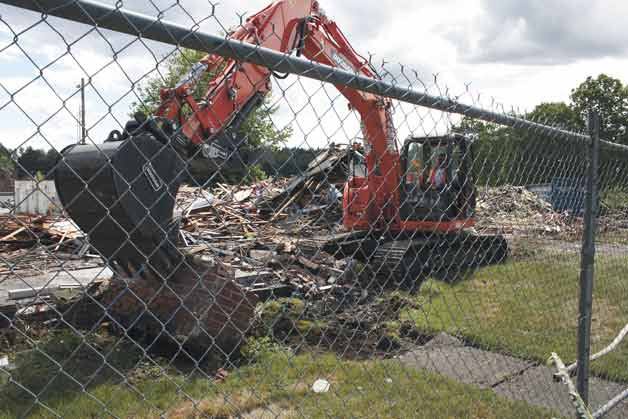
[54,0,506,281]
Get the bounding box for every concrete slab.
[399,345,534,389]
[0,267,112,306]
[399,336,628,419]
[494,365,628,419]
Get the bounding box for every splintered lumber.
[270,178,313,222]
[218,206,254,223]
[0,215,83,251]
[0,226,26,241]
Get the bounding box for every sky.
[1,0,627,152]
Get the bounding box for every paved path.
[398,333,627,418]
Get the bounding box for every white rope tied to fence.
[549,352,594,419]
[550,323,628,419]
[566,323,628,374]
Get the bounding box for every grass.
[2,248,624,417]
[0,332,559,418]
[404,253,628,382]
[600,189,628,213]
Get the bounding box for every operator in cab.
[429,154,448,190]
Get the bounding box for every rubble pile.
[476,186,577,236]
[0,145,358,351]
[176,186,355,300]
[255,144,349,213]
[13,149,628,355]
[0,215,92,270]
[251,291,423,358]
[63,256,258,351]
[173,146,357,302]
[0,214,84,248]
[178,144,348,242]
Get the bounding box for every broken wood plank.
[0,226,26,241]
[269,179,314,222]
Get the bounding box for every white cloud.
[450,0,628,65]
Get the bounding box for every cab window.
[405,142,425,188]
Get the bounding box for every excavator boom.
[54,0,505,282]
[55,0,399,277]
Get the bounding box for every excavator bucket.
[54,132,185,277]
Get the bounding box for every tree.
[454,76,628,187]
[456,117,523,185]
[0,143,14,191]
[15,146,60,179]
[458,101,589,187]
[527,102,583,131]
[132,49,292,184]
[133,49,209,117]
[570,74,628,144]
[0,143,13,172]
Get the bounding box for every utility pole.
[78,78,86,144]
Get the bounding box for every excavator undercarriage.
[299,229,507,288]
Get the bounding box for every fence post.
[576,110,600,405]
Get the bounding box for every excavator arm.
[153,0,311,147]
[51,0,507,351]
[156,0,401,229]
[54,0,401,276]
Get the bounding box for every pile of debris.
[0,215,93,281]
[0,214,87,252]
[178,144,348,235]
[171,145,358,304]
[10,149,605,354]
[0,214,103,327]
[255,144,349,215]
[0,145,357,351]
[476,186,578,236]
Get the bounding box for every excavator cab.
[399,134,476,226]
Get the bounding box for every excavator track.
[299,230,508,285]
[372,232,508,283]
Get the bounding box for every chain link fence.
[0,1,626,418]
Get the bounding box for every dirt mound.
[478,186,552,216]
[476,186,576,236]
